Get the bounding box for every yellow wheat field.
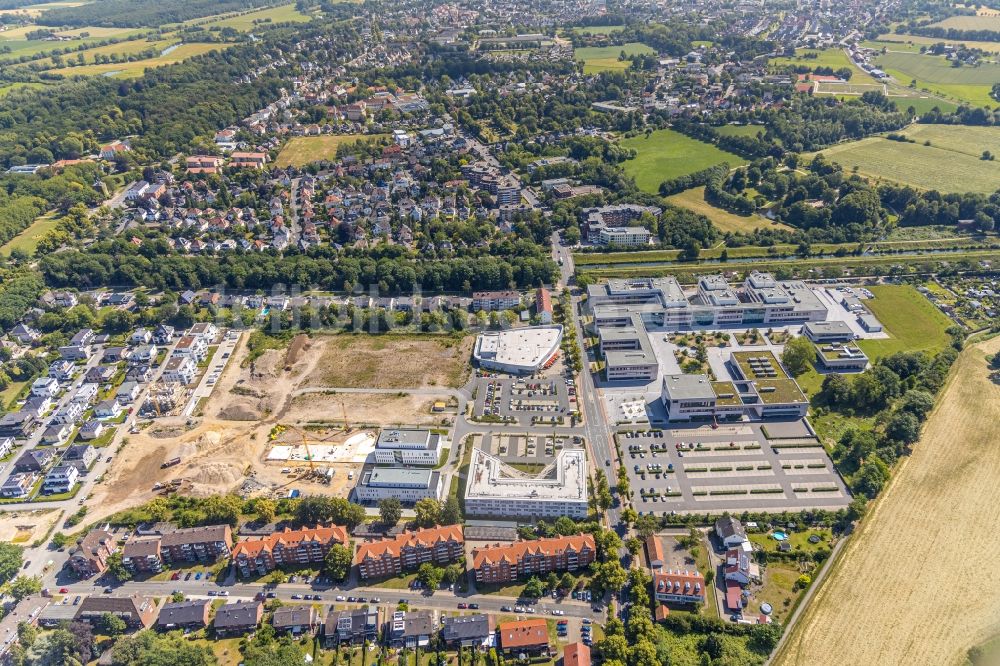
[775,336,1000,666]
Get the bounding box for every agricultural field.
[274,134,388,167]
[929,13,1000,31]
[0,25,140,62]
[573,42,655,74]
[870,33,1000,54]
[1,1,90,18]
[666,186,791,234]
[774,336,1000,666]
[196,3,312,30]
[46,42,230,78]
[0,211,59,257]
[857,284,955,359]
[876,51,1000,107]
[807,124,1000,193]
[620,128,746,193]
[36,36,175,69]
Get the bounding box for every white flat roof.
[473,325,562,370]
[464,447,587,504]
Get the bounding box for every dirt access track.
[775,336,1000,666]
[85,333,472,525]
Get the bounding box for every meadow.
[46,42,229,78]
[774,337,1000,666]
[574,42,655,74]
[0,211,59,257]
[620,128,746,193]
[274,135,387,167]
[196,3,311,30]
[930,13,1000,31]
[876,51,999,107]
[806,124,1000,193]
[571,25,625,35]
[713,124,763,138]
[0,25,141,62]
[770,47,878,83]
[855,284,955,359]
[871,33,1000,54]
[665,186,790,234]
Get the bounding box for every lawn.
[744,561,801,623]
[806,124,1000,193]
[0,211,59,257]
[574,42,655,74]
[875,51,999,107]
[620,128,746,194]
[275,135,388,167]
[856,284,954,359]
[666,186,790,234]
[46,42,229,78]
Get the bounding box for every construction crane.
[341,401,352,434]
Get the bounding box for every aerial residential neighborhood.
[0,0,996,664]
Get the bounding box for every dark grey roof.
[157,599,210,626]
[214,601,262,629]
[442,614,491,641]
[272,605,316,629]
[714,516,745,540]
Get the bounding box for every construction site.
[82,332,468,525]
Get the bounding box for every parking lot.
[618,421,851,514]
[466,431,585,466]
[474,374,577,426]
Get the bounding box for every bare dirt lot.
[0,509,60,546]
[83,332,471,525]
[775,336,1000,666]
[303,334,474,389]
[287,391,453,428]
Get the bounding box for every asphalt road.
[56,578,605,621]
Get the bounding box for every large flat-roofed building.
[473,325,562,374]
[464,448,588,519]
[814,341,869,372]
[661,351,808,421]
[373,429,444,466]
[355,467,443,504]
[597,226,651,247]
[599,314,658,382]
[802,320,855,343]
[587,272,826,330]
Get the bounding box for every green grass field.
[275,134,387,167]
[871,33,1000,54]
[0,212,59,257]
[666,186,791,233]
[46,42,230,78]
[0,82,47,97]
[571,25,625,35]
[857,284,954,359]
[36,36,175,69]
[714,124,763,138]
[876,51,999,107]
[197,3,311,30]
[620,128,746,193]
[770,48,879,83]
[930,13,1000,31]
[574,42,654,74]
[0,28,142,62]
[807,124,1000,193]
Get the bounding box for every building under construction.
[141,383,185,417]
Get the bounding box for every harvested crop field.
[774,336,1000,666]
[305,335,473,389]
[274,134,388,167]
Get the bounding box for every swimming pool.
[772,531,788,541]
